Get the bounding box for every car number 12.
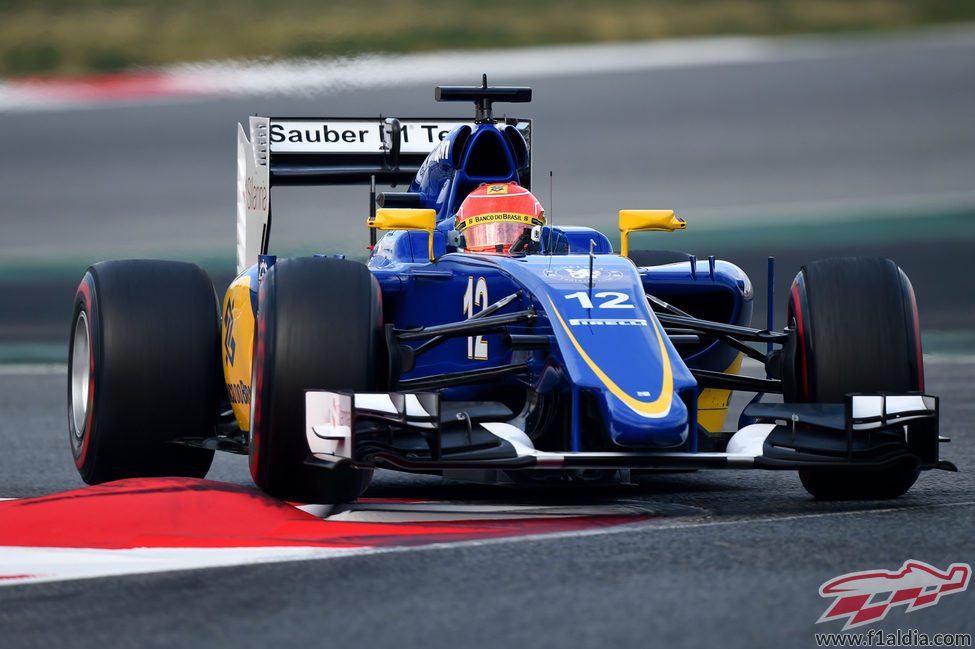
[565,291,634,309]
[464,276,488,359]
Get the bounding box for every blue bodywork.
[360,120,753,452]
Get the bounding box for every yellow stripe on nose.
[548,297,674,417]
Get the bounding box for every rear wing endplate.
[236,115,531,273]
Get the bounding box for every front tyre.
[784,257,923,500]
[69,260,219,483]
[249,257,386,504]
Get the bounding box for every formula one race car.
[67,79,955,503]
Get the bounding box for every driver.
[455,182,544,255]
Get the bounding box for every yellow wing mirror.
[618,209,685,258]
[368,208,438,261]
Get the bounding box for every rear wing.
[236,115,532,273]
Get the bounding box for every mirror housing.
[369,208,438,261]
[618,209,685,258]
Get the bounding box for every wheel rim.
[71,311,91,437]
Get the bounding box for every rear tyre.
[249,257,385,504]
[784,257,923,500]
[68,260,219,483]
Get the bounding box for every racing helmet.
[455,182,544,254]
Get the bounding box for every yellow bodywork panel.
[221,274,256,432]
[618,209,685,258]
[369,208,438,261]
[697,352,743,433]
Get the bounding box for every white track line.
[0,545,367,587]
[2,26,973,112]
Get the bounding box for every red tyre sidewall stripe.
[74,275,96,469]
[790,281,810,401]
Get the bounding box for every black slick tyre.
[68,260,219,483]
[784,257,923,500]
[249,257,386,504]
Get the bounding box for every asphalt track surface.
[2,30,975,648]
[0,362,972,648]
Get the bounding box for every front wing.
[304,391,954,475]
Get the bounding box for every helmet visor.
[463,221,529,253]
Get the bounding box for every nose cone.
[604,387,690,449]
[498,253,698,450]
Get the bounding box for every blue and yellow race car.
[67,80,954,503]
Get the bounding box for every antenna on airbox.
[547,170,555,259]
[435,74,532,124]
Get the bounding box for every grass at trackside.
[2,0,975,77]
